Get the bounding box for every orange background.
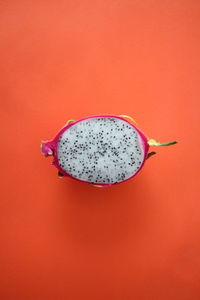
[1,1,200,299]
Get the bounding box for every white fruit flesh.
[57,117,145,184]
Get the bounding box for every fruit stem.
[148,139,178,146]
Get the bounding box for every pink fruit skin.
[41,115,150,186]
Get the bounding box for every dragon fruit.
[41,115,177,187]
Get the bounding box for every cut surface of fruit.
[57,116,146,184]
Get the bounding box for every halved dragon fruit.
[41,115,177,187]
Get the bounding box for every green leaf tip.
[146,151,156,159]
[58,171,64,177]
[67,119,75,125]
[119,115,137,125]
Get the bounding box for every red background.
[1,1,200,299]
